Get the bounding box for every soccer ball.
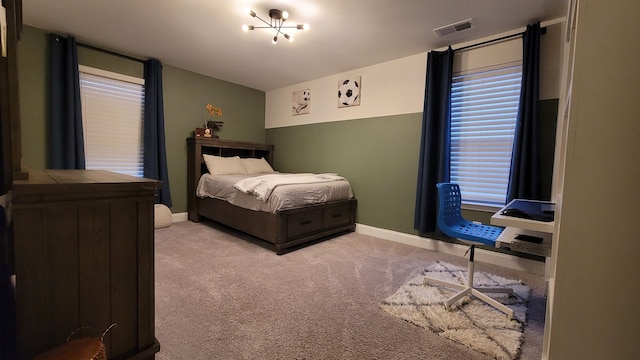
[292,88,311,115]
[302,89,311,102]
[337,79,360,107]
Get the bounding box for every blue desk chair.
[423,183,515,319]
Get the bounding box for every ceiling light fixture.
[242,8,309,44]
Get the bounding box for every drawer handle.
[300,220,313,226]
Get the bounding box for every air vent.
[434,18,475,37]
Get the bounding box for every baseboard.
[355,223,545,275]
[168,214,544,275]
[172,212,188,223]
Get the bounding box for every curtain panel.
[507,22,542,202]
[414,47,454,233]
[47,34,85,169]
[143,59,173,207]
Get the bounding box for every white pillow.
[241,157,275,174]
[202,155,247,175]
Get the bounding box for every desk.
[491,199,555,292]
[491,199,555,257]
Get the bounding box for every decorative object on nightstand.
[205,103,224,139]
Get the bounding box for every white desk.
[491,199,555,257]
[492,199,555,293]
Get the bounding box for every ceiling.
[22,0,567,91]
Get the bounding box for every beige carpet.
[154,220,546,359]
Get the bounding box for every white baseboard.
[355,223,545,275]
[172,212,188,223]
[168,214,543,275]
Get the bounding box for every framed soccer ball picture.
[292,89,311,115]
[337,77,361,108]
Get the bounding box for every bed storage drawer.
[285,200,356,240]
[287,209,324,237]
[323,203,353,228]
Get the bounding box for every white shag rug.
[380,261,530,360]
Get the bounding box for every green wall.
[17,24,559,237]
[267,114,423,233]
[267,99,558,235]
[17,25,265,213]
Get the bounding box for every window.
[79,66,145,177]
[450,62,522,207]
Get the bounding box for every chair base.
[424,246,515,320]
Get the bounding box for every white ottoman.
[154,204,173,229]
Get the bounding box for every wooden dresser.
[11,170,161,360]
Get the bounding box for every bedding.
[196,172,354,213]
[187,137,357,254]
[241,157,275,174]
[202,154,247,175]
[234,173,347,201]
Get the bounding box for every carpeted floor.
[154,220,546,359]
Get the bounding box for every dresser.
[11,170,161,360]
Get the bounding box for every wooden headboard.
[186,137,275,220]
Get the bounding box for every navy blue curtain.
[414,47,454,233]
[507,22,542,201]
[47,34,85,169]
[143,59,172,207]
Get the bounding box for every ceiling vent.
[433,19,475,37]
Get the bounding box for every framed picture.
[292,89,311,115]
[337,76,361,107]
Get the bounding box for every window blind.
[450,63,522,206]
[79,67,145,177]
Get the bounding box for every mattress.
[196,173,354,213]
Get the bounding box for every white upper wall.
[265,53,427,129]
[266,20,562,129]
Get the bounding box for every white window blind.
[450,62,522,207]
[79,66,145,177]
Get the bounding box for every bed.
[187,137,357,254]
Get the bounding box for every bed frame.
[187,137,357,254]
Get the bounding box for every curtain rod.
[454,31,523,52]
[77,42,146,64]
[454,27,546,52]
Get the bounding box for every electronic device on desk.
[500,200,555,222]
[515,233,544,243]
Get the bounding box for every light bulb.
[303,23,310,30]
[282,11,289,19]
[242,24,249,32]
[272,36,278,44]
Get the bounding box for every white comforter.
[234,173,346,201]
[196,173,353,213]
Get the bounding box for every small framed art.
[292,89,311,115]
[337,76,361,108]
